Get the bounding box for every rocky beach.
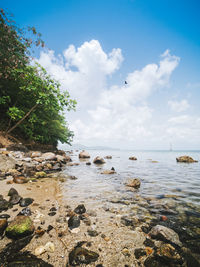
[0,145,200,266]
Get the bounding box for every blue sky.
[2,0,200,149]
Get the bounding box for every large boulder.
[176,155,198,163]
[79,151,90,159]
[93,156,105,164]
[5,215,34,239]
[149,225,182,246]
[0,154,16,172]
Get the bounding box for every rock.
[22,157,32,162]
[6,143,28,152]
[0,198,12,212]
[68,215,80,229]
[93,156,105,164]
[8,187,19,196]
[0,154,16,172]
[134,248,147,259]
[7,169,21,177]
[143,238,155,247]
[34,171,47,178]
[0,214,10,219]
[48,211,56,216]
[176,155,198,163]
[129,156,137,160]
[87,228,99,237]
[69,246,99,265]
[126,178,141,189]
[79,151,90,158]
[156,243,182,262]
[101,169,116,174]
[67,162,80,166]
[2,252,53,266]
[35,245,46,256]
[149,225,182,246]
[86,162,91,165]
[0,219,8,235]
[105,155,112,159]
[74,204,86,214]
[18,207,32,216]
[44,241,55,252]
[9,194,22,205]
[20,198,34,207]
[5,215,35,239]
[42,152,57,161]
[121,216,138,227]
[144,256,162,267]
[52,163,62,171]
[35,241,55,256]
[31,151,42,158]
[13,176,28,184]
[69,175,78,180]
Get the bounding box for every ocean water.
[63,149,200,207]
[62,149,200,253]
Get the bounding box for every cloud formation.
[36,40,200,148]
[168,99,190,112]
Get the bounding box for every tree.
[0,9,76,145]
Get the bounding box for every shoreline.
[0,148,200,266]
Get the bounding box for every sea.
[62,149,200,255]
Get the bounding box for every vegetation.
[0,9,76,146]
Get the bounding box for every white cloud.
[168,99,190,112]
[36,42,200,149]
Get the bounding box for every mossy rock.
[5,215,34,239]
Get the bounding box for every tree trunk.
[6,103,38,135]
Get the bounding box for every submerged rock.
[149,225,182,246]
[93,156,105,164]
[5,215,35,239]
[126,178,141,189]
[134,248,147,259]
[5,252,53,266]
[79,151,90,158]
[176,155,198,163]
[68,215,80,229]
[74,204,86,214]
[156,243,182,263]
[69,246,99,265]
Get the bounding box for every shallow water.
[62,150,200,254]
[63,150,200,207]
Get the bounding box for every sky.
[2,0,200,150]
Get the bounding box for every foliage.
[0,9,76,145]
